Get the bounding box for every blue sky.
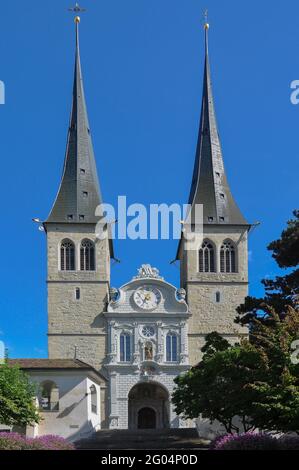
[0,0,298,358]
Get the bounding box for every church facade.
[13,18,249,439]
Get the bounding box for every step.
[75,428,208,450]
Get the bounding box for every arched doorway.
[128,382,169,430]
[138,407,156,429]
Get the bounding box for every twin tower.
[43,20,249,372]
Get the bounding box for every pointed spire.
[188,20,248,225]
[46,16,102,224]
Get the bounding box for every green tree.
[246,306,299,433]
[236,210,299,325]
[172,333,263,433]
[0,363,40,427]
[173,307,299,434]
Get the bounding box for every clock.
[133,286,162,310]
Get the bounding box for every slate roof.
[46,22,102,224]
[187,26,248,226]
[7,359,107,381]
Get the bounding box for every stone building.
[12,18,249,439]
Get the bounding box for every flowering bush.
[0,432,74,450]
[35,435,74,450]
[210,432,280,450]
[0,433,27,450]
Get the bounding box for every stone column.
[109,372,119,428]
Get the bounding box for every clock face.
[133,286,162,311]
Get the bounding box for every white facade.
[104,265,191,429]
[23,368,105,441]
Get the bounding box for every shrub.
[211,432,280,450]
[0,432,74,450]
[35,435,74,450]
[278,435,299,450]
[0,433,27,450]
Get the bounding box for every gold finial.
[74,16,80,23]
[204,9,209,30]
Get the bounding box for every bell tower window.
[199,240,215,272]
[60,239,75,271]
[220,240,237,273]
[80,239,95,271]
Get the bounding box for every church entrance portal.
[138,407,156,429]
[128,383,169,430]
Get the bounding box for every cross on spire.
[203,8,209,31]
[204,9,208,24]
[68,2,86,13]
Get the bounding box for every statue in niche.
[144,342,153,360]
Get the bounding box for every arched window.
[166,333,178,362]
[216,291,221,303]
[199,240,215,272]
[60,239,75,271]
[120,333,131,362]
[220,240,237,273]
[39,381,59,411]
[90,385,97,414]
[80,239,95,271]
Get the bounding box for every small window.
[90,385,97,414]
[67,215,73,221]
[216,292,221,303]
[216,172,220,178]
[79,215,85,221]
[80,168,86,174]
[208,217,214,222]
[219,217,225,222]
[120,334,131,362]
[39,381,59,411]
[83,191,88,198]
[220,193,225,199]
[75,288,80,300]
[166,334,178,362]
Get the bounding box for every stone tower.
[44,18,113,371]
[177,24,250,365]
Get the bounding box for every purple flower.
[0,432,74,450]
[210,432,279,450]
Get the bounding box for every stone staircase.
[75,428,208,450]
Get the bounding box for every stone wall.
[46,224,110,372]
[180,225,249,365]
